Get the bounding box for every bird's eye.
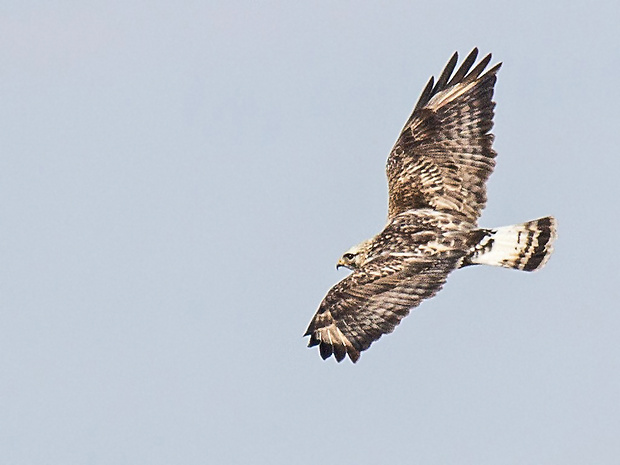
[344,253,355,260]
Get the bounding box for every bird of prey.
[304,48,557,363]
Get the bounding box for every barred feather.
[387,49,500,222]
[463,217,558,271]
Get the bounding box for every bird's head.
[336,240,372,270]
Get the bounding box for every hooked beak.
[336,259,345,270]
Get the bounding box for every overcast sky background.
[2,1,620,464]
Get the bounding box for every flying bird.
[304,49,557,363]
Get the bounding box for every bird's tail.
[463,216,557,271]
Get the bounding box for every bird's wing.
[386,48,501,222]
[304,253,462,362]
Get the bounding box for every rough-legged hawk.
[304,49,557,363]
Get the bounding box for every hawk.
[304,49,557,363]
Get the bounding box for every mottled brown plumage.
[305,49,557,363]
[387,50,500,221]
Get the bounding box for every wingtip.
[306,333,319,347]
[319,341,333,360]
[306,327,361,363]
[333,344,347,362]
[489,61,503,73]
[466,47,479,62]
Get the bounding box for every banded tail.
[464,216,557,271]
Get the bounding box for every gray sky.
[2,1,620,464]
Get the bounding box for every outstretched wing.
[304,253,462,363]
[387,48,501,222]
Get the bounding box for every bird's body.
[305,49,557,363]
